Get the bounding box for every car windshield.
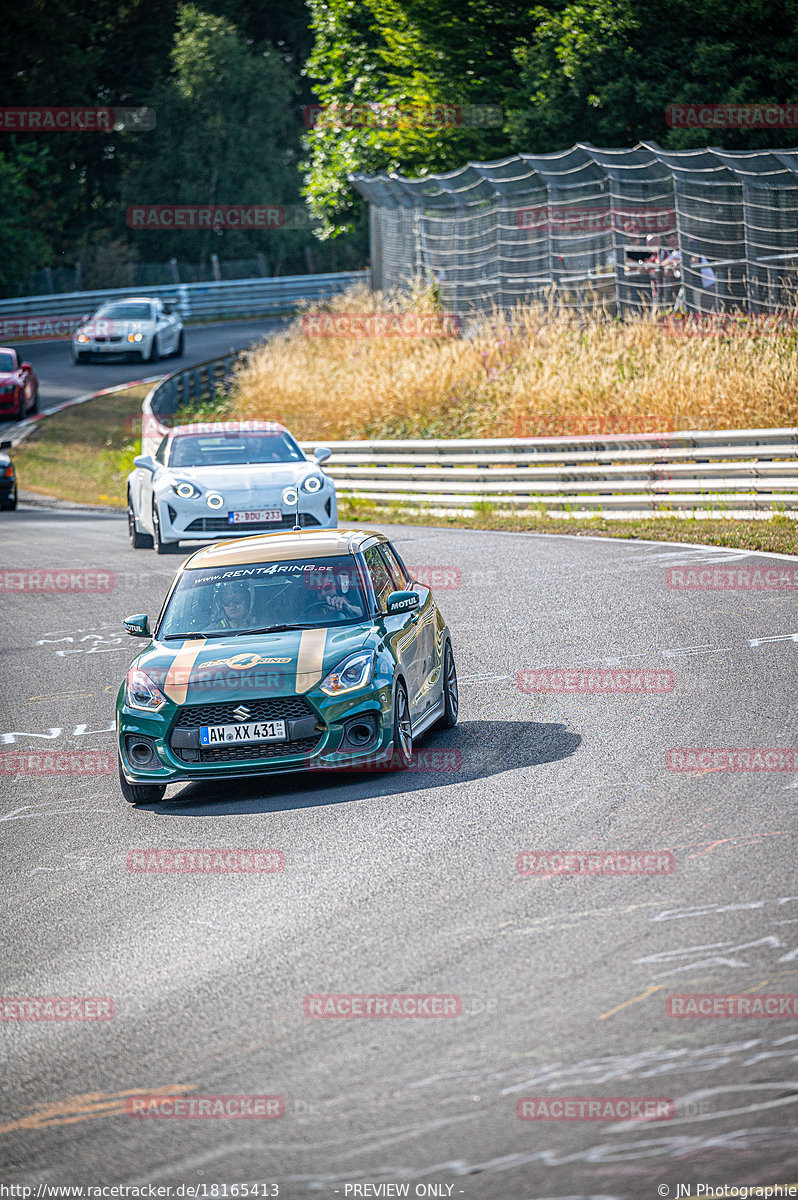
[158,556,369,637]
[94,303,152,320]
[0,352,16,372]
[168,432,304,468]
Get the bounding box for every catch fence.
[351,142,798,318]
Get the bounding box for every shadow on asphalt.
[134,720,581,816]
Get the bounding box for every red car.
[0,347,38,420]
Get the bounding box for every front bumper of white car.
[154,485,337,541]
[73,330,154,358]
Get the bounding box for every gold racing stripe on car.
[295,628,327,693]
[164,638,207,705]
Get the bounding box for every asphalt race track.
[1,507,798,1198]
[1,318,287,432]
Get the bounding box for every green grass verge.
[13,385,798,556]
[14,386,150,507]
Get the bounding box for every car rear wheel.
[152,498,180,554]
[0,486,17,511]
[128,492,153,548]
[390,680,413,769]
[437,641,459,729]
[118,756,166,805]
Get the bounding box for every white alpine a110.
[72,297,184,363]
[127,421,337,553]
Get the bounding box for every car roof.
[0,346,18,356]
[183,529,386,569]
[97,297,157,306]
[167,420,288,438]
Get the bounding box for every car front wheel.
[147,335,160,363]
[128,492,153,548]
[152,498,180,554]
[118,756,166,805]
[390,680,413,769]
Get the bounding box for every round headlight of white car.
[175,481,198,499]
[206,492,224,509]
[282,486,299,507]
[302,475,323,493]
[126,332,143,343]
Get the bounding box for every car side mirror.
[385,590,420,615]
[314,446,332,465]
[124,614,151,638]
[0,440,11,450]
[163,303,173,314]
[21,362,32,371]
[133,454,156,472]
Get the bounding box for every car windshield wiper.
[162,630,239,640]
[247,623,320,635]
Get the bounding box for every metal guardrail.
[297,430,798,518]
[0,271,367,324]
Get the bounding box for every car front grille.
[177,734,321,764]
[184,513,322,533]
[174,695,314,729]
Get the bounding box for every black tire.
[118,756,166,805]
[128,492,153,549]
[0,487,17,512]
[152,498,179,554]
[437,641,459,729]
[73,352,87,364]
[148,335,160,363]
[390,680,413,769]
[29,387,39,415]
[173,329,184,358]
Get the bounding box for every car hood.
[132,623,375,705]
[77,319,154,334]
[156,463,317,491]
[0,372,21,384]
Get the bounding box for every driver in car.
[216,581,258,630]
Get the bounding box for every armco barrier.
[296,429,798,519]
[0,271,367,327]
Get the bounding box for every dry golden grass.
[228,287,798,439]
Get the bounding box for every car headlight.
[206,492,224,509]
[173,481,200,499]
[302,475,323,493]
[127,332,143,343]
[125,668,166,712]
[282,486,299,507]
[76,333,90,343]
[319,651,375,696]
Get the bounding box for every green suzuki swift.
[116,529,458,803]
